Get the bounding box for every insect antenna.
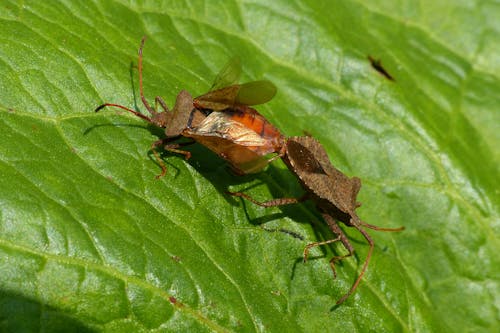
[94,35,163,125]
[95,103,154,123]
[137,36,156,115]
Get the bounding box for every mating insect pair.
[95,37,403,305]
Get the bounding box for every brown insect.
[368,56,395,81]
[229,136,404,304]
[95,36,283,177]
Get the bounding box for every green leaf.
[0,0,498,332]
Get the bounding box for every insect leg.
[314,213,355,280]
[151,138,170,179]
[226,192,309,207]
[303,236,342,266]
[164,140,195,160]
[265,144,287,164]
[334,217,375,305]
[359,221,405,232]
[150,138,194,179]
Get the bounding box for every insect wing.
[186,112,270,148]
[210,57,241,91]
[183,112,273,174]
[286,139,326,175]
[195,57,276,110]
[195,80,277,111]
[194,85,240,111]
[235,80,277,106]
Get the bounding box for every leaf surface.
[0,0,498,332]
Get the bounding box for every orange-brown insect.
[229,136,404,304]
[188,57,286,174]
[95,36,283,177]
[184,105,285,174]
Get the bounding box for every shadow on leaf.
[0,290,96,332]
